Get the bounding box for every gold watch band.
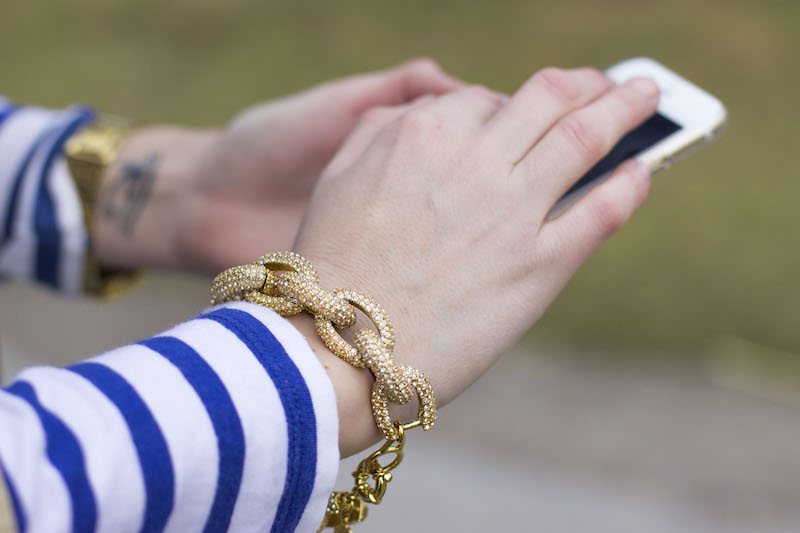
[64,117,143,298]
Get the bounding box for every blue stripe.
[69,362,174,532]
[5,381,96,533]
[139,336,245,533]
[199,308,318,533]
[33,107,94,288]
[0,105,18,128]
[1,116,53,245]
[0,458,26,533]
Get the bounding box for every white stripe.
[164,306,290,532]
[16,366,146,533]
[0,135,53,279]
[0,107,55,236]
[5,108,72,240]
[222,302,340,532]
[90,345,219,533]
[0,108,76,282]
[49,157,87,294]
[0,387,72,533]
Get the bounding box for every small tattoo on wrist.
[101,153,160,237]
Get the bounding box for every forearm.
[0,302,340,532]
[0,100,220,290]
[287,314,381,457]
[91,126,218,272]
[287,312,433,458]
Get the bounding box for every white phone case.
[550,57,727,216]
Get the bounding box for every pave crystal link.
[277,272,357,329]
[209,263,269,305]
[314,288,395,368]
[210,251,437,531]
[210,252,436,438]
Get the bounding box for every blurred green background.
[1,0,798,356]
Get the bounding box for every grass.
[2,0,798,354]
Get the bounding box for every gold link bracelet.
[210,252,437,531]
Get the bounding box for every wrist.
[286,313,381,457]
[91,126,219,271]
[284,259,429,457]
[211,251,435,456]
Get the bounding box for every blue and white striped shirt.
[0,99,340,532]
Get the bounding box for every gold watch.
[65,117,143,298]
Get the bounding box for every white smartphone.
[552,57,728,214]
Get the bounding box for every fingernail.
[627,77,659,100]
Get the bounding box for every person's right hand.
[289,67,660,456]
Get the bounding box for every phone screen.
[563,113,681,198]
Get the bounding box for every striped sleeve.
[0,97,95,294]
[0,301,340,533]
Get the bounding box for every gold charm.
[317,492,368,532]
[317,422,409,531]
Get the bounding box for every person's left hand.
[92,59,461,274]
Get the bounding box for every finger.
[516,77,660,214]
[481,67,613,164]
[538,158,651,271]
[324,95,435,176]
[332,58,463,114]
[422,84,509,128]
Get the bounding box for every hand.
[91,59,461,273]
[289,68,660,456]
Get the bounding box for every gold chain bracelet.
[210,251,437,531]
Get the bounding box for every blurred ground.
[2,1,800,531]
[338,345,800,533]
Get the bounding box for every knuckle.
[593,194,630,235]
[576,67,614,85]
[532,67,581,102]
[560,113,606,160]
[577,67,613,91]
[396,108,442,138]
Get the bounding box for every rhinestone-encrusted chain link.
[210,251,437,439]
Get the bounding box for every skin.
[293,68,660,455]
[92,61,659,458]
[93,59,462,273]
